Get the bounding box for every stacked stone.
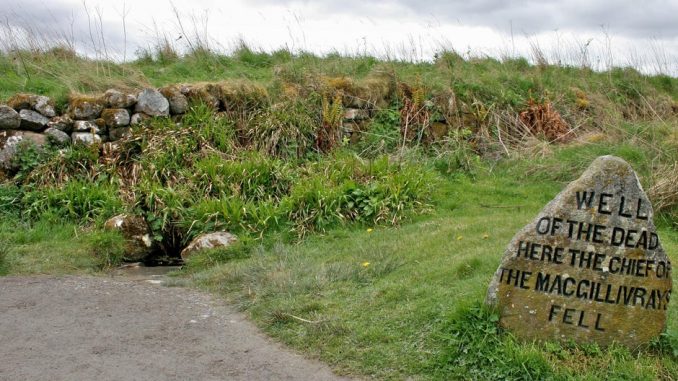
[1,94,59,173]
[342,107,370,144]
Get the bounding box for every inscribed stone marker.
[486,155,672,347]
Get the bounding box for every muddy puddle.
[108,263,183,284]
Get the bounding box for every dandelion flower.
[367,228,374,233]
[361,261,370,267]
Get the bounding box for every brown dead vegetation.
[648,163,678,215]
[519,99,571,141]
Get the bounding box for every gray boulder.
[44,128,71,146]
[19,109,49,131]
[73,120,102,134]
[180,232,238,260]
[103,89,137,108]
[0,106,20,130]
[34,96,56,118]
[101,109,130,127]
[0,135,23,172]
[0,130,47,172]
[72,132,102,146]
[135,88,169,117]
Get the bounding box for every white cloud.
[0,0,675,75]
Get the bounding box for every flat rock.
[181,232,238,260]
[135,89,169,117]
[0,105,20,130]
[47,115,74,133]
[19,109,49,131]
[104,214,156,262]
[73,120,102,134]
[72,132,102,146]
[486,155,672,347]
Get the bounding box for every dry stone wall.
[0,82,383,173]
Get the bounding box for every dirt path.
[0,276,349,381]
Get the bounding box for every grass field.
[1,45,677,379]
[179,145,678,380]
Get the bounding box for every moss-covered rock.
[101,109,131,127]
[486,156,673,347]
[219,80,269,112]
[324,75,393,109]
[68,95,105,120]
[73,120,102,134]
[44,128,71,146]
[7,93,37,111]
[160,85,189,115]
[102,89,136,109]
[185,83,221,110]
[104,214,156,262]
[71,132,102,146]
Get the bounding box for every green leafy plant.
[354,107,401,157]
[434,303,553,380]
[247,99,318,158]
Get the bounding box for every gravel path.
[0,276,348,381]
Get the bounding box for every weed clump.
[434,303,553,380]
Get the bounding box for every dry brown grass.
[648,162,678,214]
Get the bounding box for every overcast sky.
[1,0,676,75]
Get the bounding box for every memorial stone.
[486,156,672,347]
